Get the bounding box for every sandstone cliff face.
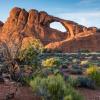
[0,7,100,55]
[0,21,3,33]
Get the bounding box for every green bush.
[86,65,100,87]
[30,74,83,100]
[76,77,96,89]
[64,86,84,100]
[18,39,43,67]
[67,76,79,87]
[88,71,100,87]
[42,57,62,68]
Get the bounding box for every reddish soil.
[0,84,100,100]
[0,84,41,100]
[78,88,100,100]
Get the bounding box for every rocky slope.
[0,7,100,55]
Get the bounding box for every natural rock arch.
[45,18,73,41]
[50,22,67,32]
[46,17,79,39]
[0,7,99,54]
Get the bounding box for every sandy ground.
[0,84,41,100]
[78,88,100,100]
[0,84,100,100]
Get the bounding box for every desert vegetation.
[0,39,100,100]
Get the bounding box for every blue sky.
[0,0,100,31]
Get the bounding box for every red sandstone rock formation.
[0,21,3,33]
[0,7,100,54]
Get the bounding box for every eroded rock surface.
[0,21,3,33]
[0,7,100,54]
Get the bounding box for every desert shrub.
[30,74,66,100]
[72,59,80,64]
[78,49,90,53]
[18,39,43,68]
[66,76,79,87]
[86,65,100,86]
[70,67,82,75]
[86,65,99,75]
[41,57,62,68]
[64,86,84,100]
[80,60,89,65]
[21,39,44,53]
[37,68,53,77]
[76,77,96,89]
[91,72,100,86]
[30,74,83,100]
[42,48,52,53]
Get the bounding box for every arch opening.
[50,22,67,32]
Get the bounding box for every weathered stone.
[0,7,100,54]
[0,21,3,33]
